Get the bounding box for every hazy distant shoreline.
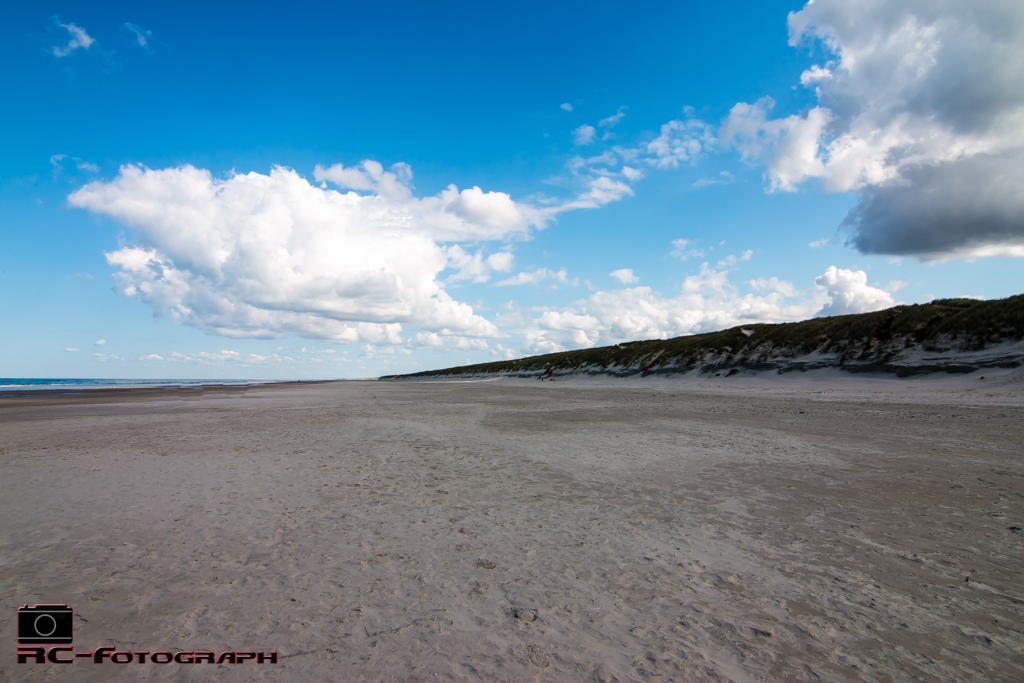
[0,378,341,399]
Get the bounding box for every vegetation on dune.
[384,294,1024,379]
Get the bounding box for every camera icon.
[17,604,74,645]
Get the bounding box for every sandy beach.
[2,372,1023,682]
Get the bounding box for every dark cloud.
[844,151,1024,259]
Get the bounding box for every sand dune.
[2,373,1023,681]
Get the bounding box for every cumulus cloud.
[609,268,639,284]
[799,65,832,86]
[94,339,106,346]
[490,343,516,359]
[560,103,573,112]
[749,276,799,297]
[572,125,597,146]
[523,328,567,355]
[70,160,643,348]
[140,354,164,361]
[814,266,896,317]
[65,347,80,352]
[644,119,716,169]
[93,353,125,362]
[70,164,537,343]
[444,246,515,283]
[724,0,1024,259]
[721,98,831,192]
[53,20,95,57]
[520,262,892,352]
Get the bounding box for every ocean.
[0,378,293,391]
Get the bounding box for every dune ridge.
[387,295,1024,380]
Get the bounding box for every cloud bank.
[520,263,894,354]
[69,163,545,343]
[69,161,638,346]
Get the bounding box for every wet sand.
[1,373,1023,682]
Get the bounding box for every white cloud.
[553,176,634,211]
[692,171,735,188]
[809,238,832,248]
[70,164,566,343]
[93,353,125,362]
[495,268,575,287]
[520,263,894,351]
[489,343,516,359]
[523,329,566,355]
[572,125,597,146]
[444,185,528,233]
[885,279,909,293]
[408,332,489,351]
[598,108,627,129]
[670,238,705,260]
[65,347,80,352]
[715,250,753,269]
[724,0,1024,259]
[814,266,896,317]
[620,166,644,181]
[169,350,295,365]
[50,155,99,173]
[799,65,832,85]
[94,339,106,346]
[71,163,629,347]
[363,344,395,358]
[444,246,515,283]
[486,251,515,273]
[560,103,573,112]
[609,268,639,284]
[749,276,800,297]
[53,20,95,57]
[124,23,151,47]
[721,98,832,192]
[140,354,164,361]
[644,119,716,169]
[539,311,602,331]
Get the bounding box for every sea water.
[0,378,290,391]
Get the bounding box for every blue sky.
[2,1,1022,379]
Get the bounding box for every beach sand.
[2,372,1023,682]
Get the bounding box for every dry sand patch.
[1,377,1022,682]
